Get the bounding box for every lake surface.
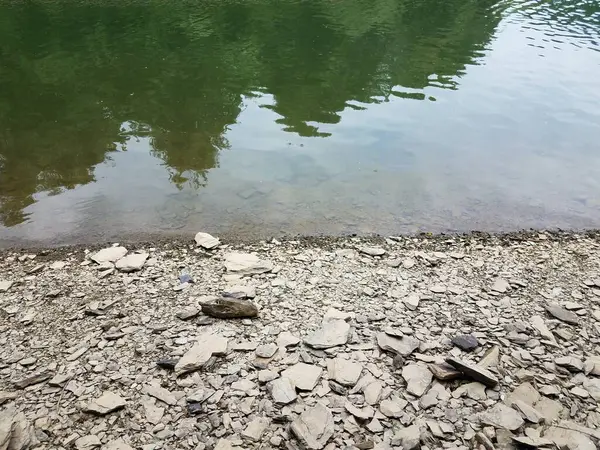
[1,0,599,245]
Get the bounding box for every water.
[1,0,599,245]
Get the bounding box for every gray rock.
[403,294,420,311]
[281,363,322,391]
[530,315,557,343]
[327,358,363,387]
[479,403,525,431]
[345,402,375,420]
[256,343,278,358]
[276,331,301,348]
[258,370,278,383]
[194,232,220,249]
[115,252,148,272]
[545,302,580,325]
[13,368,53,389]
[555,356,584,372]
[103,438,135,450]
[242,417,270,442]
[224,252,273,275]
[290,403,334,449]
[91,246,127,264]
[376,332,420,357]
[0,406,38,450]
[201,298,258,319]
[583,378,600,401]
[175,333,228,376]
[304,319,350,349]
[359,247,386,257]
[379,397,408,418]
[75,435,101,449]
[491,278,510,293]
[143,383,176,405]
[0,391,18,405]
[392,425,421,450]
[544,426,595,450]
[0,280,13,292]
[402,364,432,397]
[223,284,256,299]
[446,357,499,387]
[451,334,479,351]
[85,391,126,415]
[511,399,543,423]
[269,377,297,404]
[175,306,200,320]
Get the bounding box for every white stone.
[256,343,278,358]
[290,403,334,449]
[276,331,300,348]
[85,391,126,415]
[376,332,420,356]
[491,278,510,293]
[115,252,148,272]
[175,333,228,376]
[402,364,432,397]
[103,438,135,450]
[75,435,101,449]
[281,363,322,391]
[224,252,273,275]
[242,417,269,441]
[143,383,176,405]
[404,294,420,310]
[327,358,363,387]
[269,377,297,404]
[0,280,13,292]
[304,320,350,349]
[479,403,524,431]
[194,232,220,249]
[530,315,556,343]
[345,402,374,420]
[380,397,408,418]
[393,425,421,450]
[91,247,127,264]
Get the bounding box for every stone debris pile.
[1,231,600,449]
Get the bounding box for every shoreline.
[1,230,600,449]
[3,227,600,254]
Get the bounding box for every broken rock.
[304,319,350,349]
[175,333,228,376]
[85,391,126,415]
[224,252,273,275]
[402,364,432,397]
[290,403,334,449]
[201,298,258,319]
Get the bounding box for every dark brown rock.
[428,363,462,381]
[445,357,498,387]
[201,298,258,319]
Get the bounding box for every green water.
[0,0,599,244]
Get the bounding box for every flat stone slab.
[446,357,499,387]
[545,302,580,325]
[91,247,127,264]
[85,391,126,415]
[327,358,363,387]
[115,252,148,272]
[377,332,420,357]
[304,319,350,349]
[479,403,524,431]
[281,363,322,391]
[194,232,220,249]
[224,252,273,275]
[290,403,334,449]
[175,333,228,376]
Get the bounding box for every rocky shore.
[2,231,600,449]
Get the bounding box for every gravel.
[1,231,600,449]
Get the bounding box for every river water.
[1,0,599,245]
